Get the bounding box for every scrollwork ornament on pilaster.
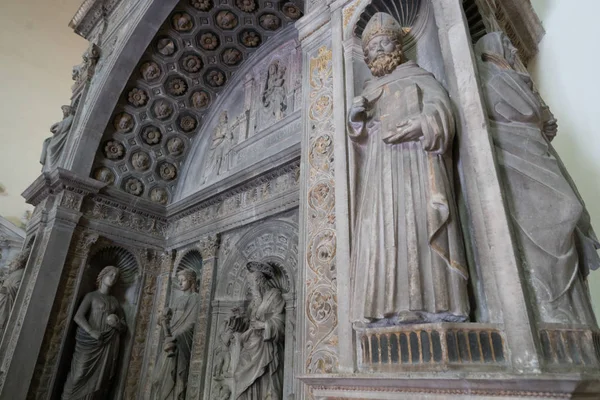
[199,235,220,259]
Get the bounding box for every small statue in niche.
[212,322,234,379]
[475,32,599,326]
[230,262,285,400]
[201,111,234,184]
[262,60,287,121]
[40,105,76,168]
[0,246,31,336]
[62,266,126,400]
[348,13,469,326]
[151,268,200,400]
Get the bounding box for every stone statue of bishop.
[348,12,469,327]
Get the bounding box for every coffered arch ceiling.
[90,0,303,205]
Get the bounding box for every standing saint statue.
[0,246,31,337]
[62,265,126,400]
[475,32,599,326]
[40,105,76,168]
[151,268,200,400]
[202,111,234,184]
[348,13,469,326]
[231,262,285,400]
[262,60,287,121]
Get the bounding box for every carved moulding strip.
[539,327,600,369]
[356,323,506,372]
[26,230,99,399]
[186,235,220,400]
[169,159,300,239]
[69,0,123,38]
[303,44,339,376]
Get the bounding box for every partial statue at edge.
[262,60,287,121]
[0,246,31,337]
[229,261,285,399]
[151,268,200,400]
[348,12,469,327]
[475,32,599,327]
[62,266,126,400]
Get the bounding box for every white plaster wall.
[529,0,600,315]
[0,0,87,226]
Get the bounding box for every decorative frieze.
[304,45,339,375]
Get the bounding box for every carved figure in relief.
[262,60,287,121]
[62,266,126,400]
[230,262,285,400]
[348,13,469,326]
[201,111,233,184]
[213,381,232,400]
[475,32,599,326]
[212,322,234,379]
[151,269,200,400]
[40,105,75,168]
[0,246,31,336]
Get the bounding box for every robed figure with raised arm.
[348,13,469,326]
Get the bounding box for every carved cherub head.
[362,12,406,77]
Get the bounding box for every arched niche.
[55,243,142,400]
[206,218,298,400]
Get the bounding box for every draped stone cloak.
[62,292,122,400]
[152,291,200,400]
[234,287,285,400]
[477,34,599,326]
[349,60,469,325]
[0,268,24,333]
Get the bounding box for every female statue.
[262,60,287,121]
[62,266,126,400]
[232,262,285,400]
[475,32,599,326]
[151,269,200,400]
[0,247,31,336]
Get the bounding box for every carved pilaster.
[27,230,99,399]
[123,249,165,400]
[187,234,219,400]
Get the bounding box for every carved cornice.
[22,168,106,208]
[69,0,123,39]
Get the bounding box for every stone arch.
[215,219,298,301]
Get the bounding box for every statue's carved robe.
[152,291,200,400]
[40,113,74,168]
[62,292,123,400]
[349,61,469,325]
[234,288,285,400]
[477,36,599,326]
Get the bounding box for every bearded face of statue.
[365,34,404,77]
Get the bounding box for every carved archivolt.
[215,220,298,301]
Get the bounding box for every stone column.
[187,234,219,400]
[431,0,540,372]
[0,169,104,398]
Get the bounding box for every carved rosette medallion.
[191,0,213,11]
[159,162,177,181]
[127,88,148,107]
[124,177,144,196]
[240,30,261,47]
[142,126,163,145]
[182,54,203,73]
[104,140,125,160]
[304,45,339,374]
[282,2,303,19]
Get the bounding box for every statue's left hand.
[384,118,422,144]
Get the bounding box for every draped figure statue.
[62,266,126,400]
[202,111,233,184]
[40,105,75,168]
[151,269,200,400]
[475,32,599,326]
[0,247,31,337]
[231,262,285,400]
[348,13,469,326]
